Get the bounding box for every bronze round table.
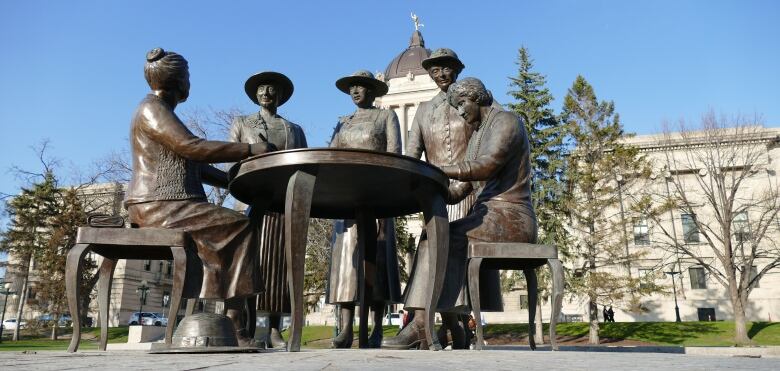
[229,148,450,351]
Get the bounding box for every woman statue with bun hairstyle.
[125,48,274,345]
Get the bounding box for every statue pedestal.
[128,325,165,343]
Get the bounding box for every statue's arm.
[385,110,402,154]
[405,105,424,159]
[201,164,229,189]
[227,115,242,143]
[297,125,309,149]
[141,102,251,163]
[328,120,343,148]
[441,112,520,181]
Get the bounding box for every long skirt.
[127,199,263,300]
[326,218,402,305]
[255,211,290,314]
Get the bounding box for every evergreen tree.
[562,76,653,344]
[0,171,60,341]
[505,47,570,343]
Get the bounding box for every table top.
[228,148,449,219]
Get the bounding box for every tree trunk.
[727,275,751,345]
[588,293,599,344]
[12,256,33,341]
[51,319,59,340]
[534,300,544,344]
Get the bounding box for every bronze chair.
[467,242,564,350]
[66,227,192,352]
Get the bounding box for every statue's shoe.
[269,328,287,349]
[331,329,354,349]
[368,329,383,348]
[381,322,424,349]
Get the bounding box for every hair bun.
[146,48,165,62]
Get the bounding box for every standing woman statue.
[327,70,403,348]
[228,71,307,348]
[125,48,274,345]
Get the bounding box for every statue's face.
[349,84,374,107]
[177,69,190,103]
[428,64,458,92]
[453,95,480,125]
[256,84,279,109]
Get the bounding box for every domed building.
[374,29,439,155]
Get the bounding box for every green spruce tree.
[505,47,570,343]
[562,76,652,344]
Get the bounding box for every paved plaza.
[0,348,776,370]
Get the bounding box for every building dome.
[384,30,431,80]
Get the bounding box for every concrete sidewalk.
[0,348,777,370]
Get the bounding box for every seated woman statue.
[228,71,307,349]
[327,70,403,348]
[124,48,274,345]
[383,77,537,349]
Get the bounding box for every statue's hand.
[249,142,278,155]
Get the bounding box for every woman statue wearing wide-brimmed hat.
[228,71,307,348]
[327,70,403,348]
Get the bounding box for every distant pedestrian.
[602,306,609,323]
[607,306,615,322]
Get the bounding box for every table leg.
[66,243,91,353]
[355,209,376,349]
[284,170,316,352]
[414,191,448,351]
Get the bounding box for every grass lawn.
[484,321,780,346]
[2,322,778,352]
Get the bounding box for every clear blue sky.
[1,0,779,197]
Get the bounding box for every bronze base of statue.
[150,313,263,354]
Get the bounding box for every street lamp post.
[0,281,17,343]
[136,280,150,326]
[664,271,682,322]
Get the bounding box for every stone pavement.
[0,348,777,370]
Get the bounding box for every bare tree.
[642,112,779,345]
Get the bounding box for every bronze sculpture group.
[120,42,537,352]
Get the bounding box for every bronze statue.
[228,71,307,349]
[327,70,403,348]
[384,49,503,349]
[124,48,273,346]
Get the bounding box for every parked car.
[37,314,73,327]
[128,312,160,326]
[141,313,168,327]
[2,318,27,330]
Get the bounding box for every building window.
[633,217,650,245]
[689,267,707,289]
[697,308,716,321]
[733,211,750,244]
[681,214,700,243]
[638,268,654,289]
[166,262,172,278]
[750,265,760,289]
[143,260,151,271]
[519,294,529,310]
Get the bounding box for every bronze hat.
[244,71,294,106]
[421,48,465,71]
[335,70,389,97]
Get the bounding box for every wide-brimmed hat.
[421,48,465,71]
[244,71,294,106]
[335,70,389,97]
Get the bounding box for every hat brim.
[421,56,465,72]
[335,76,389,97]
[244,72,294,106]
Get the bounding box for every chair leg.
[548,258,564,351]
[97,257,117,351]
[185,299,197,316]
[245,296,257,338]
[355,209,376,349]
[467,258,483,350]
[66,243,91,353]
[523,268,538,350]
[167,245,187,345]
